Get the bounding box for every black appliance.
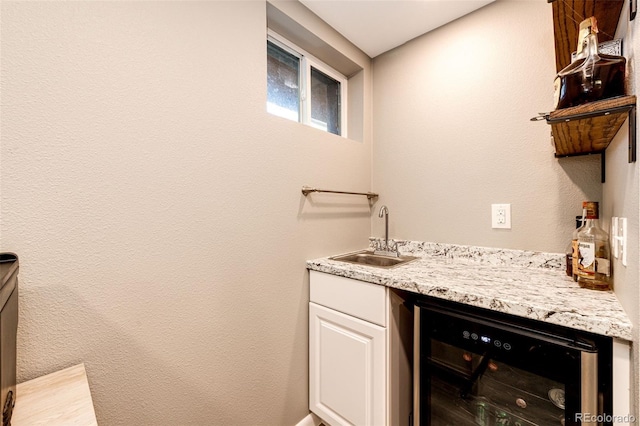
[414,297,612,426]
[0,254,18,426]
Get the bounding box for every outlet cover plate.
[620,217,628,266]
[491,204,511,229]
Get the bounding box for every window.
[267,40,300,122]
[267,32,347,137]
[310,67,341,135]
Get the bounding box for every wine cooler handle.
[581,351,598,426]
[413,305,421,426]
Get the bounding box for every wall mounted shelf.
[539,95,636,183]
[545,1,635,183]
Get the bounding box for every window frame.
[267,30,348,137]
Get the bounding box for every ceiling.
[299,0,495,58]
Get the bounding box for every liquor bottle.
[565,241,573,277]
[577,201,612,290]
[553,17,626,110]
[566,213,586,279]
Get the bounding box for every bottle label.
[553,77,561,109]
[571,239,580,275]
[579,241,595,277]
[596,258,610,276]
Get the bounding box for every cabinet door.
[309,302,386,426]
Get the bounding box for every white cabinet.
[309,302,386,426]
[309,271,387,426]
[309,271,413,426]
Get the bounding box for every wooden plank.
[552,113,627,155]
[12,364,98,426]
[552,0,624,72]
[549,95,636,119]
[550,96,636,156]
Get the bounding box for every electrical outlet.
[611,217,619,259]
[491,204,511,229]
[620,217,628,267]
[612,217,628,266]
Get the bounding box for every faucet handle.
[390,240,408,256]
[392,240,405,249]
[388,240,402,254]
[372,238,389,252]
[372,239,401,258]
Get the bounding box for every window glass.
[310,67,341,136]
[267,32,347,137]
[267,40,300,121]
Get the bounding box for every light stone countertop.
[306,239,633,341]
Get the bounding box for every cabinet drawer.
[310,271,386,327]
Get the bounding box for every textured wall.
[603,6,640,418]
[604,116,640,422]
[0,2,372,424]
[371,0,602,253]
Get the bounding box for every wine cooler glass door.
[413,302,607,426]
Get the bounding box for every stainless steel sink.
[330,250,418,269]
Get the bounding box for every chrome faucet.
[374,205,399,257]
[378,205,389,249]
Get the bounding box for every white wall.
[0,1,372,424]
[603,4,640,417]
[604,118,640,424]
[371,0,601,253]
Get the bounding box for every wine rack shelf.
[544,95,637,182]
